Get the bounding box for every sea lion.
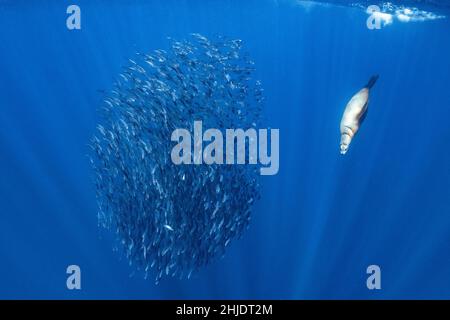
[340,75,379,155]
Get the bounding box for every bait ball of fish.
[90,34,264,283]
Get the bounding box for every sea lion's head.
[340,133,351,155]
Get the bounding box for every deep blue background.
[0,0,449,299]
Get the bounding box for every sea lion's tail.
[365,74,379,89]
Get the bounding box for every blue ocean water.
[0,0,449,299]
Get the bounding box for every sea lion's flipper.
[365,74,379,89]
